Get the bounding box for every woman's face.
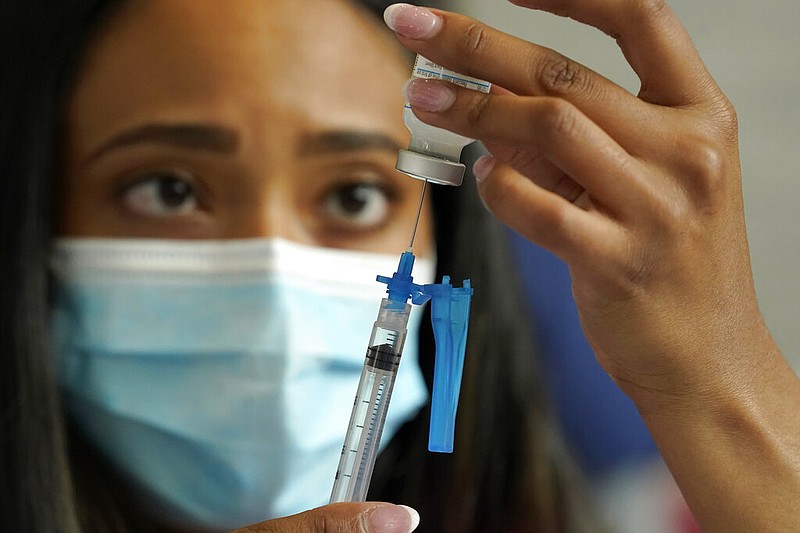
[59,0,432,254]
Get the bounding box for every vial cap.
[396,149,465,186]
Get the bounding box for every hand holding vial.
[385,2,800,532]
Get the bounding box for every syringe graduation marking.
[356,378,386,480]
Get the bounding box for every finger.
[233,503,420,533]
[385,2,672,150]
[404,77,648,213]
[386,3,647,114]
[482,142,586,205]
[474,160,623,264]
[385,2,718,107]
[510,0,718,105]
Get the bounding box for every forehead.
[71,0,410,144]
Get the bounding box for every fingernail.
[402,78,455,112]
[473,155,495,184]
[368,504,420,533]
[384,3,442,39]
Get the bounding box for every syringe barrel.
[330,299,412,503]
[365,300,410,367]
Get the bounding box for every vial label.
[412,56,491,93]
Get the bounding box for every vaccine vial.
[396,55,491,186]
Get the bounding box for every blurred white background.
[454,0,800,370]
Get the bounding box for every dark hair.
[0,1,126,531]
[0,1,599,532]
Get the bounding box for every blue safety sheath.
[376,250,473,453]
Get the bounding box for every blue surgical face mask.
[51,238,434,531]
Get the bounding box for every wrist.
[632,341,800,532]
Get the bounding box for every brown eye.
[321,182,392,229]
[122,171,198,217]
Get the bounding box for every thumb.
[231,502,421,533]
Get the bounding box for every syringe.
[329,292,412,502]
[329,246,473,502]
[330,181,429,503]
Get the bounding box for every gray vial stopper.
[395,149,465,186]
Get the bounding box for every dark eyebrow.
[299,130,403,156]
[89,123,239,161]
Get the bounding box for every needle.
[408,179,428,251]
